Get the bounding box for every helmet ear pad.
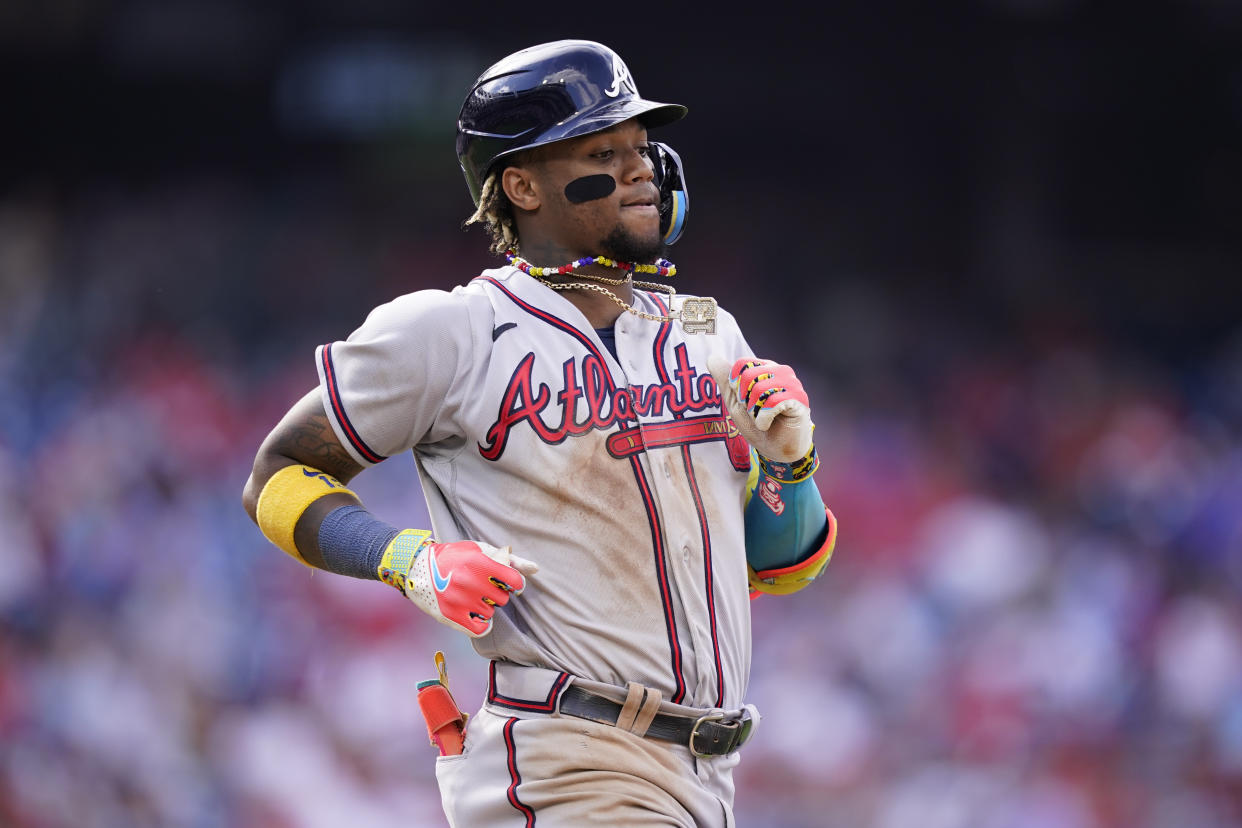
[651,141,689,245]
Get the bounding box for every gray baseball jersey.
[315,266,756,710]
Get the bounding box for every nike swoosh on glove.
[708,354,814,463]
[383,532,539,637]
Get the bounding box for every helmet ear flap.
[651,141,689,245]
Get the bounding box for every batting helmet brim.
[472,98,686,181]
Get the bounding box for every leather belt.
[557,685,755,758]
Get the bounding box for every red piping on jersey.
[319,343,385,464]
[651,298,673,381]
[503,717,536,826]
[651,294,726,707]
[627,457,687,703]
[477,276,688,704]
[681,444,726,707]
[486,661,570,712]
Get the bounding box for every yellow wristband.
[377,529,434,593]
[256,465,359,564]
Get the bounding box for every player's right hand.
[391,535,538,638]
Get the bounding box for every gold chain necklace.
[535,277,677,323]
[533,277,719,334]
[552,270,629,286]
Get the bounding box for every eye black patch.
[564,174,617,204]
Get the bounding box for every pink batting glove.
[386,533,538,637]
[708,355,815,463]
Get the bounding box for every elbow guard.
[748,508,837,595]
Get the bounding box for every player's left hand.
[708,354,814,463]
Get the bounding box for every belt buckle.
[690,711,754,759]
[689,712,725,758]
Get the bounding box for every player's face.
[528,119,664,262]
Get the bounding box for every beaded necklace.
[505,250,676,279]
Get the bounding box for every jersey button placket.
[621,320,710,701]
[615,319,631,370]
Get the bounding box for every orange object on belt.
[417,651,468,756]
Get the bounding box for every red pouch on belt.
[417,651,468,756]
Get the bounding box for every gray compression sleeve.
[317,504,402,580]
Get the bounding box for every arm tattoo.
[278,412,364,482]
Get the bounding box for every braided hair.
[463,171,518,256]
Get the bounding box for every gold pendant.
[678,297,717,335]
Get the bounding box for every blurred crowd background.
[3,2,1241,826]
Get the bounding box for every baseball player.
[242,39,837,827]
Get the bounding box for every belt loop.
[614,682,645,732]
[629,686,663,739]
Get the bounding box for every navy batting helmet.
[456,40,687,207]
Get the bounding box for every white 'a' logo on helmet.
[604,54,636,98]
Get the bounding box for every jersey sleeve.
[315,288,479,466]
